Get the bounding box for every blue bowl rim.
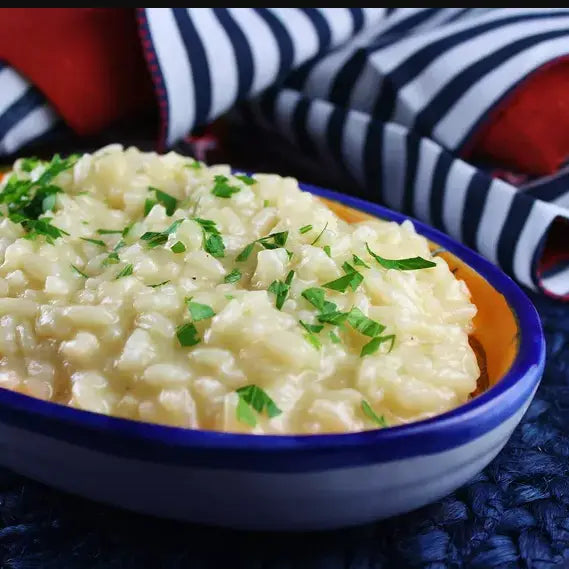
[0,181,545,456]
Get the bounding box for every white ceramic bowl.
[0,183,544,530]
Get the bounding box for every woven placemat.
[0,297,566,569]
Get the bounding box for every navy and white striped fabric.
[4,8,569,298]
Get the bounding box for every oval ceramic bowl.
[0,182,544,531]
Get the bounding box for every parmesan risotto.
[0,146,479,433]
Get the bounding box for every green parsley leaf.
[171,241,186,254]
[113,239,126,252]
[311,222,328,245]
[41,192,57,213]
[347,307,385,337]
[299,224,313,234]
[352,254,370,269]
[286,249,294,260]
[148,280,170,288]
[20,218,69,243]
[97,229,122,235]
[102,252,120,266]
[140,232,168,248]
[115,264,134,279]
[187,301,215,322]
[236,385,282,427]
[323,268,363,293]
[236,242,255,262]
[365,243,436,271]
[204,233,225,258]
[304,331,321,350]
[236,396,257,427]
[301,287,337,314]
[317,310,349,325]
[144,198,156,216]
[70,264,88,278]
[122,224,133,238]
[176,322,200,347]
[224,268,242,284]
[193,218,219,234]
[268,270,294,310]
[263,199,270,207]
[360,335,395,357]
[20,157,41,172]
[258,230,289,250]
[80,237,106,247]
[299,320,324,334]
[165,219,184,234]
[329,330,341,344]
[361,400,387,426]
[186,160,202,169]
[225,294,235,300]
[149,186,177,216]
[323,245,331,258]
[235,174,257,185]
[211,175,241,198]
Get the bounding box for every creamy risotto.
[0,146,479,433]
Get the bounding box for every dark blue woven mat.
[0,291,568,569]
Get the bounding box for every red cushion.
[0,8,154,135]
[466,56,569,176]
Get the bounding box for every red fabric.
[467,56,569,177]
[0,8,154,135]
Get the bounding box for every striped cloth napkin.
[1,8,569,298]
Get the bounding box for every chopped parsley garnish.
[361,400,387,427]
[103,252,120,266]
[194,218,219,234]
[258,231,289,250]
[115,264,134,279]
[263,200,270,207]
[224,268,242,284]
[122,224,133,238]
[286,249,294,260]
[97,229,123,235]
[149,186,177,216]
[235,385,282,427]
[141,231,168,248]
[323,245,331,257]
[329,330,341,344]
[225,294,235,300]
[235,174,257,185]
[236,231,289,262]
[303,330,321,350]
[20,157,41,172]
[365,243,436,271]
[19,218,69,244]
[186,160,202,169]
[70,264,88,278]
[193,218,225,258]
[360,335,395,358]
[299,320,324,334]
[204,233,225,258]
[176,322,200,347]
[140,219,184,249]
[1,154,76,219]
[268,270,294,310]
[187,301,215,322]
[236,242,255,262]
[323,264,363,293]
[310,222,328,245]
[299,224,313,234]
[171,241,186,253]
[211,175,241,198]
[144,198,157,216]
[148,280,170,288]
[80,237,106,247]
[352,254,370,269]
[347,307,385,337]
[301,287,337,314]
[113,239,126,252]
[317,310,349,325]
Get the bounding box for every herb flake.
[236,385,282,426]
[365,243,436,271]
[361,400,387,427]
[224,268,242,284]
[176,322,200,347]
[187,301,215,322]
